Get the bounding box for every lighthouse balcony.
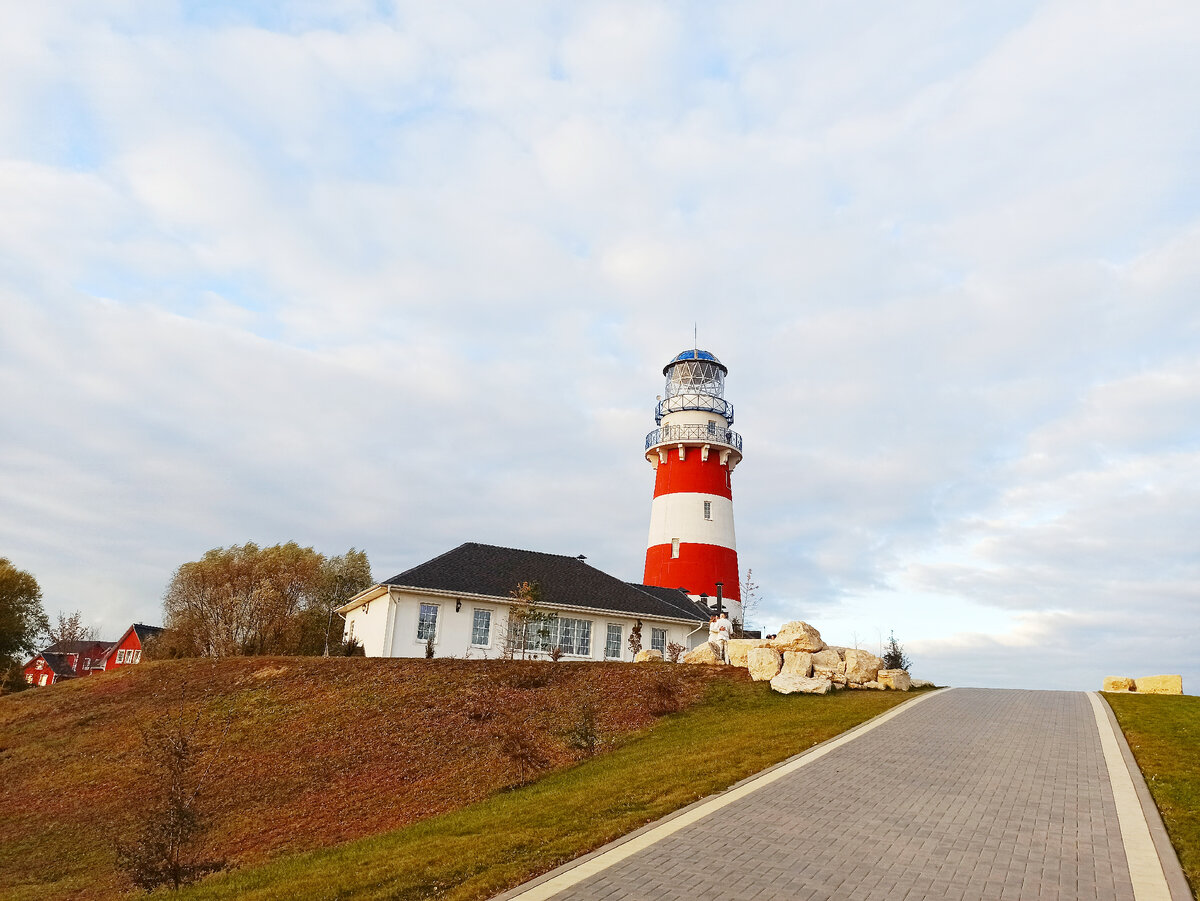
[644,423,743,453]
[654,394,734,425]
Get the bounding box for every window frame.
[651,628,667,653]
[604,623,622,659]
[471,608,493,648]
[703,500,712,520]
[416,603,440,643]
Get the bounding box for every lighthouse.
[642,348,743,621]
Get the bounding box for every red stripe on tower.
[642,348,744,617]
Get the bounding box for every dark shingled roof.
[628,583,713,620]
[38,652,80,679]
[384,543,708,623]
[43,639,114,656]
[132,623,165,642]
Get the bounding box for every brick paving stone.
[534,689,1137,901]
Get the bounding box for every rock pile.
[1102,674,1182,695]
[684,620,932,695]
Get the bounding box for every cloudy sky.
[3,1,1198,691]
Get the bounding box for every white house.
[337,542,720,661]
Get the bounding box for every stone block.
[812,648,845,679]
[844,649,882,684]
[634,649,663,663]
[747,647,783,681]
[780,651,813,677]
[1134,674,1183,695]
[877,669,912,691]
[768,621,826,653]
[1103,676,1135,692]
[769,674,832,695]
[682,642,722,665]
[726,638,768,668]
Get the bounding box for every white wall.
[348,589,711,661]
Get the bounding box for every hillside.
[0,656,742,901]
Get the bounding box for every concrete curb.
[1096,693,1193,901]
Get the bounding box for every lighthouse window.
[416,603,439,642]
[671,538,680,558]
[605,624,622,658]
[704,500,712,520]
[707,420,717,435]
[651,629,667,653]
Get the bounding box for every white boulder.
[780,651,813,677]
[770,674,832,695]
[769,621,826,653]
[747,647,783,681]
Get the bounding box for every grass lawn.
[1104,692,1200,898]
[176,681,919,901]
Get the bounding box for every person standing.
[714,610,732,664]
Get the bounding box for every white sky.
[2,1,1198,691]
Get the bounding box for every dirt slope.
[0,656,743,901]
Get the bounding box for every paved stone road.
[526,689,1139,901]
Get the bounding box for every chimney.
[715,582,724,614]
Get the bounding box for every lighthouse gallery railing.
[645,423,743,453]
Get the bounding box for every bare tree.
[116,685,230,891]
[627,620,643,658]
[45,609,99,645]
[499,582,555,660]
[734,569,761,637]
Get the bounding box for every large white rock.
[769,621,826,653]
[634,649,663,663]
[843,649,882,684]
[726,638,768,668]
[1134,674,1183,695]
[780,651,813,677]
[747,647,783,681]
[1103,676,1135,692]
[877,669,912,690]
[682,642,722,665]
[770,674,832,695]
[910,678,935,689]
[811,648,845,679]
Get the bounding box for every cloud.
[1,0,1198,691]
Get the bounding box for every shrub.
[881,631,912,671]
[665,641,685,664]
[627,620,643,658]
[115,689,228,892]
[424,635,435,659]
[565,704,601,756]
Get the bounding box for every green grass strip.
[1104,692,1200,898]
[176,681,916,901]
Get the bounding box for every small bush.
[493,721,550,783]
[548,646,564,663]
[424,635,435,659]
[665,641,685,664]
[646,673,683,716]
[881,631,911,671]
[566,704,601,756]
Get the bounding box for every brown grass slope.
[0,657,740,901]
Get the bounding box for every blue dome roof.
[664,349,727,375]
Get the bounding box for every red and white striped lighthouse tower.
[642,348,743,618]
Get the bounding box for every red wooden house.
[21,624,164,687]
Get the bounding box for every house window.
[116,649,126,664]
[416,604,439,642]
[132,650,142,664]
[651,629,667,653]
[671,538,680,559]
[25,674,33,684]
[39,674,49,686]
[35,659,43,670]
[605,624,622,659]
[83,658,90,669]
[553,617,592,656]
[704,500,712,520]
[471,609,492,646]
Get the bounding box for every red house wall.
[102,630,144,671]
[22,657,58,687]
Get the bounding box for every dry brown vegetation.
[0,656,741,901]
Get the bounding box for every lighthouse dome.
[663,349,727,374]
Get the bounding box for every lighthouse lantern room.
[642,349,743,621]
